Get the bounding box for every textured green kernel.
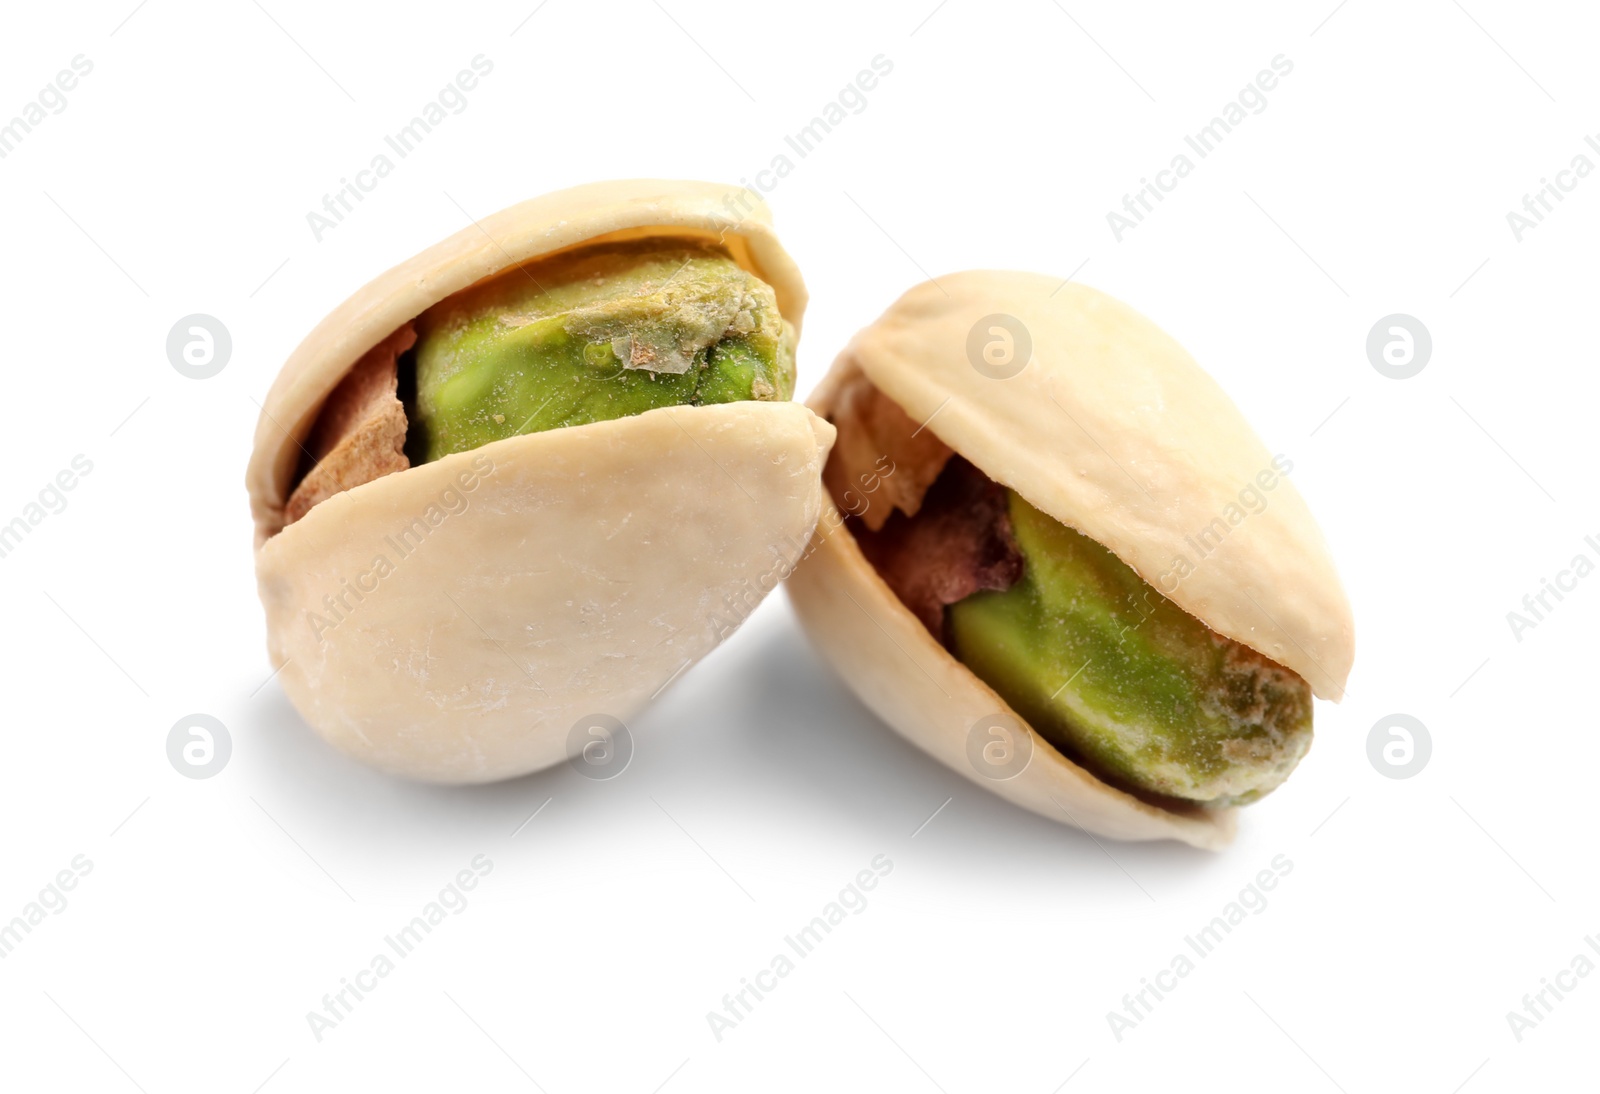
[410,239,795,462]
[948,491,1312,805]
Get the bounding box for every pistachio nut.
[247,180,834,782]
[786,272,1353,849]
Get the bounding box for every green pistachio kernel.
[410,239,796,462]
[948,491,1313,805]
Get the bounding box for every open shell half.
[786,272,1354,849]
[247,180,834,783]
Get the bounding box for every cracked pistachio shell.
[246,180,834,783]
[786,272,1354,849]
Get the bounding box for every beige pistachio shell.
[261,401,832,782]
[787,272,1354,848]
[248,180,831,782]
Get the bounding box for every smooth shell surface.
[248,180,831,781]
[788,273,1354,848]
[261,401,833,782]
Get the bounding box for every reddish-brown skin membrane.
[851,456,1024,640]
[283,323,416,525]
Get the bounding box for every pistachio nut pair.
[247,180,833,782]
[248,180,1353,848]
[787,273,1354,848]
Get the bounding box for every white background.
[1,1,1595,1090]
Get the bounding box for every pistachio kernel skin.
[411,239,795,462]
[947,490,1313,805]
